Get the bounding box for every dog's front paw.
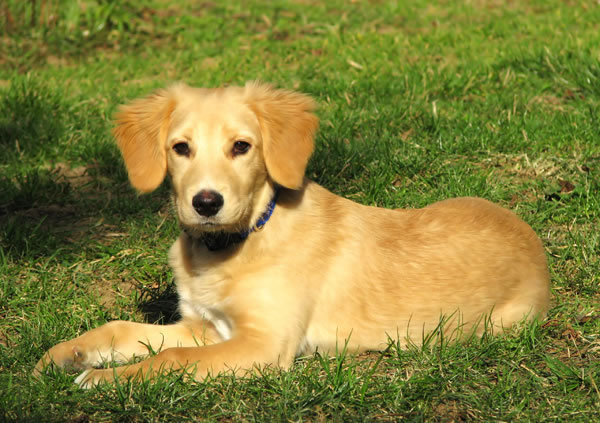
[34,342,94,376]
[74,365,145,389]
[74,368,115,389]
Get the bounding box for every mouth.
[178,206,252,236]
[178,209,220,228]
[181,218,252,239]
[181,220,219,235]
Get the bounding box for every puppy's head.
[113,82,318,233]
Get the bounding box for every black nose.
[192,190,224,217]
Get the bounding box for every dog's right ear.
[112,88,177,193]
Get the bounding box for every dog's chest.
[176,269,234,341]
[169,237,235,341]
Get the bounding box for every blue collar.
[200,192,278,252]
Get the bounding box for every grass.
[1,0,599,421]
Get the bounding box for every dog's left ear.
[112,87,177,193]
[245,82,318,189]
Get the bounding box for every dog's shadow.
[137,283,181,324]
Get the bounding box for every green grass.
[1,0,600,421]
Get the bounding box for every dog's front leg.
[34,319,221,376]
[73,331,289,388]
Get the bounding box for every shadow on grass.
[0,175,171,261]
[0,78,171,260]
[137,283,181,324]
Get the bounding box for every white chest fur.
[178,299,233,341]
[169,235,235,342]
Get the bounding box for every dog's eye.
[172,142,190,157]
[232,140,251,156]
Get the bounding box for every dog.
[35,82,550,388]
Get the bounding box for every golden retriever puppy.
[35,82,550,388]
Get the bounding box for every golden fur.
[35,82,550,388]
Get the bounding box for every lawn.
[1,0,599,421]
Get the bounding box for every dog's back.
[276,183,550,353]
